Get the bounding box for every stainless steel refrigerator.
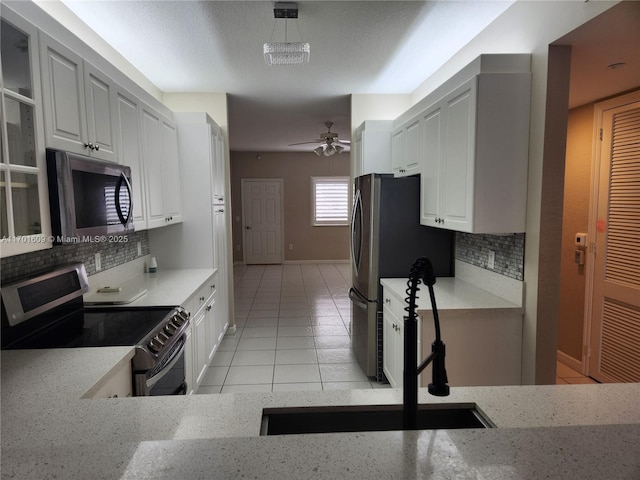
[349,173,454,379]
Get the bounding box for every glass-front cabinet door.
[0,7,52,256]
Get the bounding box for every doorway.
[586,91,640,383]
[550,2,640,383]
[241,179,284,265]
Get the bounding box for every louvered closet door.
[589,99,640,383]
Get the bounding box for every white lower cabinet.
[184,272,228,393]
[88,361,132,399]
[184,322,195,395]
[382,288,421,389]
[193,308,208,388]
[382,279,523,388]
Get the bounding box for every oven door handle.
[146,337,186,389]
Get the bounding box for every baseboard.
[283,260,350,265]
[234,260,349,266]
[557,349,583,373]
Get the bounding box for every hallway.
[197,263,390,393]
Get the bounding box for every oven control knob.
[148,337,164,353]
[164,322,177,336]
[172,315,184,327]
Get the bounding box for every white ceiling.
[59,1,639,153]
[60,0,513,152]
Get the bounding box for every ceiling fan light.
[313,145,324,156]
[323,144,336,156]
[335,145,344,154]
[264,42,310,66]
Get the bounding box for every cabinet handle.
[94,144,100,151]
[246,226,252,230]
[385,298,391,304]
[199,296,205,302]
[84,142,93,150]
[206,305,212,312]
[211,284,215,289]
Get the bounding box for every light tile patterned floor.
[556,360,598,385]
[196,263,390,394]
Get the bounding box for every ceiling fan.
[289,121,350,156]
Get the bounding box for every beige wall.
[558,104,594,360]
[230,152,350,263]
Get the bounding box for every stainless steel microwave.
[46,149,134,242]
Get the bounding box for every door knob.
[246,226,252,229]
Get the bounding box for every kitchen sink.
[260,403,494,436]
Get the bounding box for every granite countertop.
[3,269,639,479]
[84,267,215,308]
[2,347,640,479]
[381,277,523,316]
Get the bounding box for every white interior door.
[242,179,283,264]
[588,93,640,383]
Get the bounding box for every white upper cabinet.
[420,72,531,233]
[352,120,393,178]
[389,54,531,233]
[160,117,182,223]
[39,33,116,162]
[114,87,147,230]
[141,104,182,229]
[391,118,421,177]
[0,7,52,257]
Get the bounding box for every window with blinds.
[311,176,349,226]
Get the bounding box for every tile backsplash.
[2,230,524,285]
[1,231,149,284]
[455,232,525,281]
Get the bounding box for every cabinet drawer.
[190,275,217,315]
[382,291,407,319]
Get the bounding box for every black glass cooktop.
[6,307,172,349]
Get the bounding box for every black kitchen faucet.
[403,257,450,430]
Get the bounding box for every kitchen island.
[2,346,639,479]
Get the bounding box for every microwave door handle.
[115,172,133,226]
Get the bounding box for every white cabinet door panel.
[420,105,442,224]
[40,34,87,151]
[115,89,146,230]
[141,106,166,228]
[160,118,182,223]
[441,82,475,231]
[84,63,117,161]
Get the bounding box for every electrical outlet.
[289,243,293,250]
[487,250,495,269]
[137,241,142,256]
[95,252,102,271]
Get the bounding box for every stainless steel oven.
[1,263,190,396]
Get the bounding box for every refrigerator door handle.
[351,189,363,275]
[348,287,369,310]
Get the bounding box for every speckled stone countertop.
[2,348,640,479]
[381,277,523,316]
[83,267,215,307]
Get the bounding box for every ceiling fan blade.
[288,140,324,146]
[336,139,351,145]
